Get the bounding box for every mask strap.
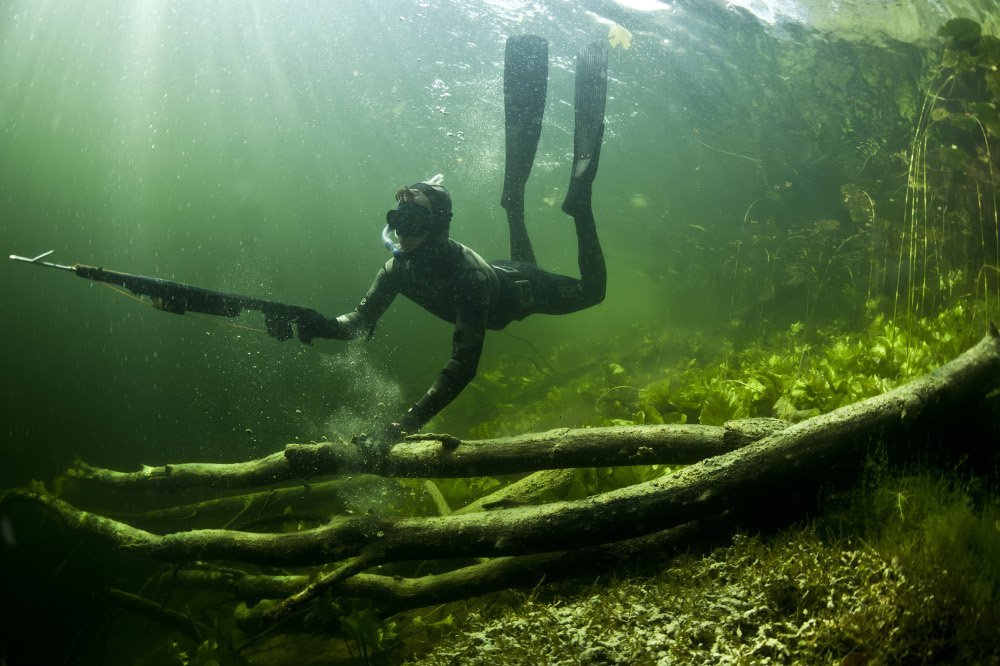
[408,183,453,224]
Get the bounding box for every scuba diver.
[286,35,609,454]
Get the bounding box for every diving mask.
[385,202,434,237]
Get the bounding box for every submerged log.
[65,419,787,491]
[192,511,727,612]
[6,329,998,563]
[66,450,293,491]
[102,475,410,532]
[231,515,718,630]
[456,468,579,514]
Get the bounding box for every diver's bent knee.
[585,285,606,307]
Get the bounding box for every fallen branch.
[456,468,578,514]
[99,475,409,532]
[169,515,716,628]
[65,419,787,491]
[106,587,211,642]
[66,450,293,491]
[422,480,453,516]
[261,553,377,626]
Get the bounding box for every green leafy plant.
[341,604,398,662]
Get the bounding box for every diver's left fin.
[562,41,608,218]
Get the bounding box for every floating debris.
[609,24,633,50]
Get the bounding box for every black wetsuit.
[328,207,605,433]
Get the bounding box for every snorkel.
[381,223,403,259]
[382,174,448,260]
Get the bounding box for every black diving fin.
[562,41,608,217]
[501,35,549,221]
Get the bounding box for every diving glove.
[294,310,340,344]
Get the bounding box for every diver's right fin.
[562,41,608,218]
[501,34,549,213]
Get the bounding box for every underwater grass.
[448,296,985,442]
[401,470,1000,665]
[892,19,1000,329]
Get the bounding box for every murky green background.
[1,0,997,487]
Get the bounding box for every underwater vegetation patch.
[448,296,985,442]
[408,471,1000,665]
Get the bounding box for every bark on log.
[456,469,579,514]
[66,450,293,491]
[64,419,786,491]
[102,476,413,532]
[422,480,453,516]
[230,515,717,630]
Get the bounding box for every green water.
[0,1,671,484]
[1,1,695,482]
[1,0,999,662]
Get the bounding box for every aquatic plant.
[694,20,999,342]
[338,601,399,662]
[893,18,1000,327]
[408,469,1000,665]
